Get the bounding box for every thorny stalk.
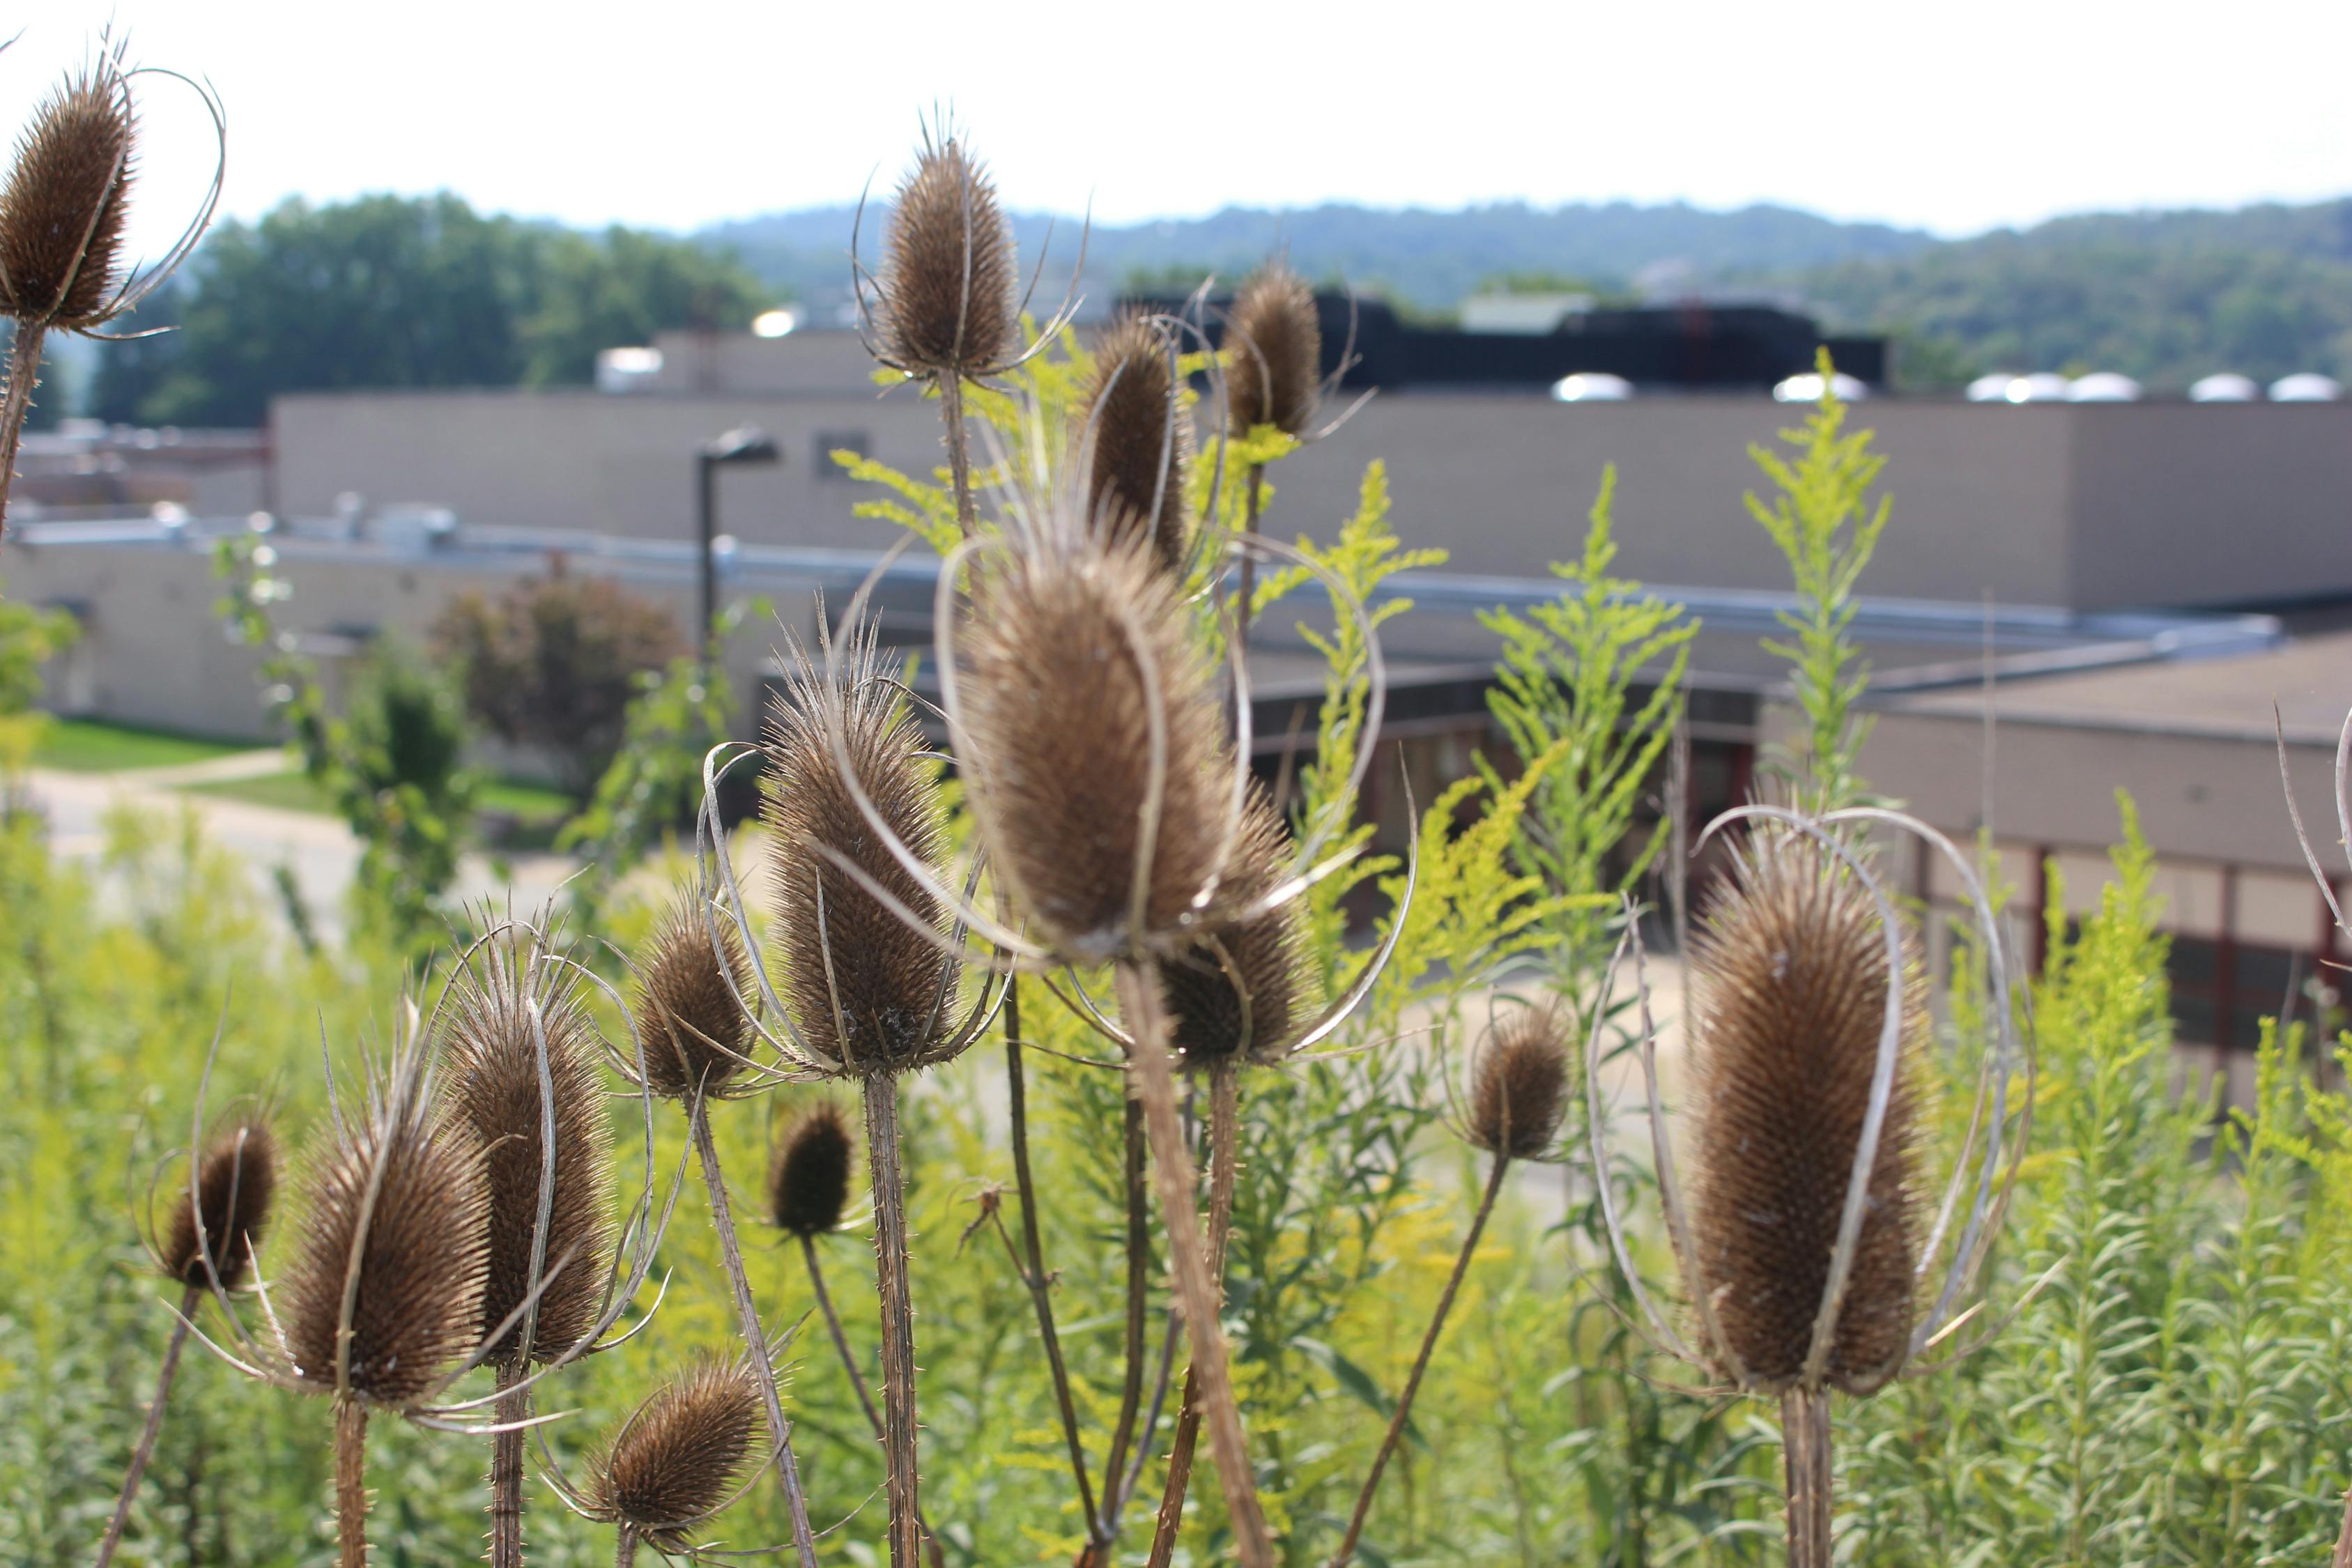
[0,323,48,537]
[939,373,978,537]
[863,1075,925,1568]
[93,1282,200,1568]
[1089,1097,1151,1557]
[615,1526,638,1568]
[688,1096,820,1567]
[489,1362,526,1568]
[335,1397,369,1568]
[1147,1059,1243,1565]
[1233,465,1266,667]
[1327,1153,1512,1568]
[1003,985,1102,1545]
[1118,964,1269,1568]
[1781,1386,1833,1568]
[800,1234,947,1568]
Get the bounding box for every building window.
[816,431,870,478]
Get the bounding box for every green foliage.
[1747,351,1891,811]
[0,582,77,778]
[91,193,771,425]
[1479,465,1693,976]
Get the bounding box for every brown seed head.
[877,130,1015,378]
[631,896,758,1100]
[1082,313,1191,574]
[1686,833,1926,1394]
[768,1101,854,1239]
[162,1110,277,1291]
[590,1358,766,1549]
[0,63,134,328]
[281,1093,490,1408]
[958,529,1235,964]
[1160,790,1315,1067]
[1466,1003,1572,1159]
[764,633,959,1074]
[1224,263,1321,438]
[437,935,617,1364]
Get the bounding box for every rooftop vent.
[596,346,664,394]
[2269,372,2342,402]
[2066,372,2142,402]
[2190,372,2259,403]
[1551,371,1633,402]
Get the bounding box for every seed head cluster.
[1466,1003,1572,1160]
[1686,833,1926,1393]
[768,1102,854,1240]
[436,942,616,1364]
[162,1111,277,1291]
[877,132,1015,378]
[1082,313,1191,574]
[590,1359,767,1551]
[631,896,758,1100]
[1224,263,1321,439]
[1160,790,1314,1067]
[0,63,134,328]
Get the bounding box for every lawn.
[32,717,259,773]
[184,769,578,845]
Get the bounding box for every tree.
[435,566,684,801]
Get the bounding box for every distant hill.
[705,195,2352,394]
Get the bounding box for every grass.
[184,770,578,847]
[32,717,256,773]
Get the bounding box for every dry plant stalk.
[438,926,617,1568]
[96,1109,276,1568]
[586,1358,766,1567]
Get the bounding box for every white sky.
[13,0,2352,261]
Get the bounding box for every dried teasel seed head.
[631,896,758,1100]
[0,62,135,328]
[281,1098,490,1408]
[958,529,1235,963]
[764,631,959,1074]
[1160,790,1315,1067]
[1224,263,1321,439]
[162,1110,277,1291]
[1466,1003,1571,1159]
[1686,832,1926,1394]
[437,936,616,1365]
[1082,313,1192,574]
[768,1101,854,1239]
[877,129,1015,379]
[590,1358,766,1548]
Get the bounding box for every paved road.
[29,754,583,939]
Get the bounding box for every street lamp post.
[695,426,781,670]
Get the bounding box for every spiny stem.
[802,1234,948,1568]
[615,1527,638,1568]
[688,1097,820,1567]
[1146,1060,1243,1566]
[1091,1096,1151,1555]
[1117,964,1270,1568]
[0,321,47,541]
[863,1074,925,1568]
[1327,1154,1511,1568]
[335,1397,370,1568]
[1781,1384,1834,1568]
[488,1360,526,1568]
[1233,462,1266,662]
[1004,983,1102,1543]
[939,374,978,537]
[93,1284,199,1568]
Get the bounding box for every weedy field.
[2,40,2351,1568]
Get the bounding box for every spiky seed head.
[590,1358,765,1549]
[631,896,757,1100]
[1082,313,1192,574]
[1224,263,1321,439]
[768,1101,854,1239]
[437,939,617,1365]
[163,1110,277,1291]
[1160,790,1315,1067]
[280,1106,490,1408]
[1466,1004,1571,1159]
[958,531,1236,964]
[1686,833,1926,1394]
[0,64,135,328]
[877,131,1015,378]
[764,636,958,1074]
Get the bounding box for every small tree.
[436,564,684,801]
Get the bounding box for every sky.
[12,0,2352,261]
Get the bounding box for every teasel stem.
[615,1527,638,1568]
[335,1397,370,1568]
[0,322,47,538]
[1003,987,1102,1545]
[863,1074,925,1568]
[1090,1096,1151,1555]
[1781,1385,1834,1568]
[798,1233,948,1568]
[939,373,978,537]
[1117,964,1270,1568]
[93,1282,201,1568]
[688,1095,821,1568]
[1233,465,1266,663]
[1326,1153,1511,1568]
[1146,1059,1244,1565]
[488,1360,526,1568]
